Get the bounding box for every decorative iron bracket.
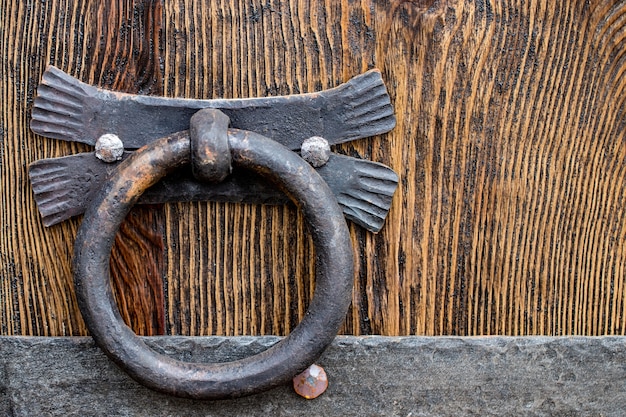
[29,66,399,232]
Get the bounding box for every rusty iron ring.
[72,128,354,399]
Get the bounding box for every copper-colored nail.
[293,364,328,399]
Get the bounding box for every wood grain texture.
[383,0,626,335]
[2,0,626,337]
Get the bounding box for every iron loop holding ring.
[72,111,354,399]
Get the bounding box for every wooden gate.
[2,0,626,414]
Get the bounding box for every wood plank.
[2,0,90,336]
[2,0,626,337]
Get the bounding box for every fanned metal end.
[28,156,107,226]
[30,66,96,143]
[320,70,396,144]
[327,156,398,233]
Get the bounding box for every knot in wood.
[189,109,232,183]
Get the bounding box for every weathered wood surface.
[2,0,626,337]
[3,336,626,416]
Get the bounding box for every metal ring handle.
[73,128,354,399]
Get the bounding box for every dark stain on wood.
[82,0,167,336]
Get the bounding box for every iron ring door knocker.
[29,67,398,399]
[73,109,354,399]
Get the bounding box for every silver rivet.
[95,133,124,163]
[301,136,331,168]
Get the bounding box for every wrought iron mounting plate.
[29,66,399,232]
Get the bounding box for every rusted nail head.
[293,364,329,399]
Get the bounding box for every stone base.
[1,336,625,416]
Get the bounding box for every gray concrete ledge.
[1,336,625,416]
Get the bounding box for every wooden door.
[2,0,626,339]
